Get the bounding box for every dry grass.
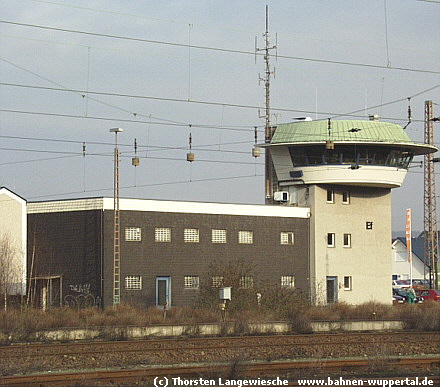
[0,301,439,344]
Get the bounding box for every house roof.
[0,187,27,204]
[394,235,438,263]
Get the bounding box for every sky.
[0,0,439,233]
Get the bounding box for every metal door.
[156,277,171,307]
[326,276,338,304]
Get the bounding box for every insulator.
[326,141,334,150]
[187,152,195,162]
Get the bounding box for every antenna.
[256,4,277,204]
[403,97,412,129]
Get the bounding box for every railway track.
[1,331,438,358]
[0,332,438,384]
[1,357,439,386]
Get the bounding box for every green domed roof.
[269,120,437,155]
[272,120,412,144]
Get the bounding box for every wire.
[1,20,438,74]
[26,173,265,201]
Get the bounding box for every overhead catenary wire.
[1,81,438,127]
[1,20,438,75]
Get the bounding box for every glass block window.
[281,275,295,287]
[343,233,352,247]
[238,231,253,244]
[281,232,294,245]
[239,275,254,289]
[125,276,142,290]
[155,228,171,242]
[184,228,199,243]
[212,229,227,243]
[327,233,335,247]
[344,276,352,290]
[212,276,224,288]
[184,276,200,289]
[125,227,141,241]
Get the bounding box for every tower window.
[327,233,335,247]
[342,191,350,204]
[344,276,352,290]
[326,189,334,203]
[343,233,352,247]
[366,221,373,230]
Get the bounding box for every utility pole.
[423,101,439,289]
[256,5,277,204]
[110,127,123,306]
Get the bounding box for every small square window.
[125,276,142,290]
[212,276,224,288]
[343,233,351,248]
[344,276,352,290]
[327,233,335,247]
[342,191,350,204]
[281,232,294,245]
[366,221,373,230]
[239,231,253,244]
[326,189,334,203]
[281,275,295,287]
[184,276,200,289]
[212,229,227,243]
[239,275,254,289]
[155,228,171,242]
[184,228,199,243]
[125,227,141,241]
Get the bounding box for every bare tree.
[0,233,22,311]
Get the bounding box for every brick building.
[27,198,310,308]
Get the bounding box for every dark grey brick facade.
[28,204,310,308]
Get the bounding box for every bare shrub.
[398,301,440,331]
[196,259,257,313]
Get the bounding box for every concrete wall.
[299,185,392,305]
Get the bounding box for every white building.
[0,187,27,296]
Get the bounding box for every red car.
[416,289,440,301]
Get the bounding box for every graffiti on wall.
[65,283,100,308]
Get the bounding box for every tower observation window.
[288,145,413,169]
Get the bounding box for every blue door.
[156,277,171,307]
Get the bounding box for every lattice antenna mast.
[256,5,277,204]
[423,101,439,289]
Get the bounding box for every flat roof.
[27,197,311,218]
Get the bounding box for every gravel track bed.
[1,332,438,376]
